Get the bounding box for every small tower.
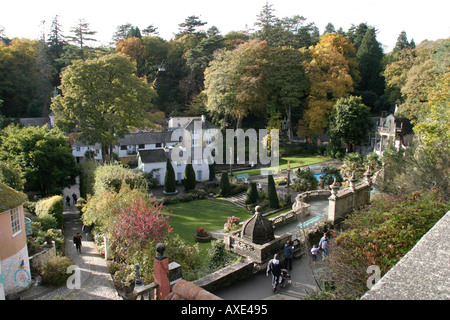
[241,206,274,245]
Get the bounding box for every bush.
[219,172,231,197]
[245,182,259,205]
[34,213,58,231]
[40,255,74,286]
[183,162,196,191]
[35,196,64,229]
[164,159,177,193]
[267,175,279,209]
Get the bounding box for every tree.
[327,96,372,153]
[51,54,161,162]
[164,158,177,193]
[0,124,78,195]
[355,27,385,97]
[203,40,269,128]
[267,174,279,209]
[66,19,97,60]
[183,161,196,191]
[300,34,356,136]
[219,171,231,197]
[245,182,259,205]
[265,46,310,139]
[177,15,207,39]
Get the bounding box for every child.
[311,245,320,265]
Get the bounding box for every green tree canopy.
[327,96,372,153]
[51,53,162,162]
[0,124,78,195]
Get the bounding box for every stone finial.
[330,177,340,197]
[155,243,167,260]
[349,171,357,190]
[364,166,373,186]
[135,263,144,286]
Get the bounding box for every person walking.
[73,232,82,253]
[284,240,294,270]
[318,232,329,260]
[311,245,320,265]
[72,193,78,206]
[266,254,282,293]
[66,196,71,206]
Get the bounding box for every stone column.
[154,243,170,300]
[327,178,340,223]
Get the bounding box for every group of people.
[266,233,330,293]
[311,232,329,265]
[65,193,78,206]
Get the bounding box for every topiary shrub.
[183,162,196,191]
[267,175,279,209]
[245,182,259,205]
[164,159,177,193]
[219,172,231,197]
[40,255,74,286]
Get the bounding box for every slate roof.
[18,117,51,128]
[0,182,28,212]
[138,149,169,164]
[118,131,176,146]
[184,119,218,130]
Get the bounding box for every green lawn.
[232,155,331,177]
[164,198,252,248]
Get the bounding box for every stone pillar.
[104,236,111,260]
[154,243,170,300]
[327,178,340,223]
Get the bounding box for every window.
[10,207,21,236]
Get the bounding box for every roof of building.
[18,117,50,128]
[117,131,176,146]
[184,119,218,130]
[0,182,28,212]
[138,149,169,164]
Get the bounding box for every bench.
[236,173,249,183]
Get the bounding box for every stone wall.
[328,182,371,223]
[193,259,255,293]
[29,242,56,270]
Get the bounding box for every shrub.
[183,162,196,191]
[34,213,58,231]
[196,227,209,237]
[219,172,231,197]
[164,159,177,193]
[93,162,148,194]
[267,175,279,209]
[35,196,64,229]
[292,168,318,192]
[40,255,74,286]
[245,182,259,205]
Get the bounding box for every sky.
[1,0,449,52]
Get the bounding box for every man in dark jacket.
[284,240,294,270]
[73,232,82,253]
[266,254,282,292]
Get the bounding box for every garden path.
[19,184,120,300]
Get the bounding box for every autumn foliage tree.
[299,34,357,137]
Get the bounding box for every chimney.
[201,115,205,123]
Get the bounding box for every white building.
[137,147,210,185]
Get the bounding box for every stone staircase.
[225,192,247,208]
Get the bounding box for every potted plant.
[195,227,212,242]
